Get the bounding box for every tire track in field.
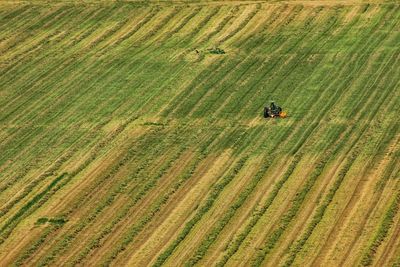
[284,101,398,267]
[1,4,189,170]
[0,121,102,217]
[170,93,322,265]
[214,5,311,116]
[97,8,159,55]
[108,6,218,116]
[181,4,272,115]
[0,4,32,33]
[302,60,398,266]
[173,5,223,59]
[0,116,136,236]
[193,5,241,50]
[0,4,124,92]
[0,6,104,93]
[33,4,190,126]
[0,121,107,216]
[61,125,206,260]
[250,122,357,266]
[198,157,290,265]
[152,156,251,267]
[216,3,350,119]
[0,48,130,214]
[284,26,396,267]
[80,150,201,265]
[185,154,304,265]
[211,5,297,118]
[87,5,191,55]
[0,5,66,54]
[229,6,333,118]
[0,5,41,45]
[238,4,361,118]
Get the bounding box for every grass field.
[0,0,399,266]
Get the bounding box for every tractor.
[263,102,287,118]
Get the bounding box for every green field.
[0,1,399,266]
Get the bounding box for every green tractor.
[264,102,287,118]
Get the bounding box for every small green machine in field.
[264,102,287,118]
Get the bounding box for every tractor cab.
[264,102,287,118]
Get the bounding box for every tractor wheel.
[263,107,269,118]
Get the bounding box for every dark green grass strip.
[71,153,203,266]
[185,155,276,266]
[49,143,188,266]
[219,6,398,265]
[8,117,138,263]
[210,12,361,264]
[97,129,223,266]
[33,122,207,265]
[0,5,31,30]
[196,5,240,49]
[0,173,68,244]
[283,53,400,267]
[253,37,400,267]
[251,132,356,266]
[32,131,167,266]
[361,190,400,266]
[158,83,316,266]
[152,155,249,267]
[175,5,222,49]
[217,20,360,262]
[216,153,302,266]
[0,117,137,244]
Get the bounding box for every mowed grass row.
[0,1,399,266]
